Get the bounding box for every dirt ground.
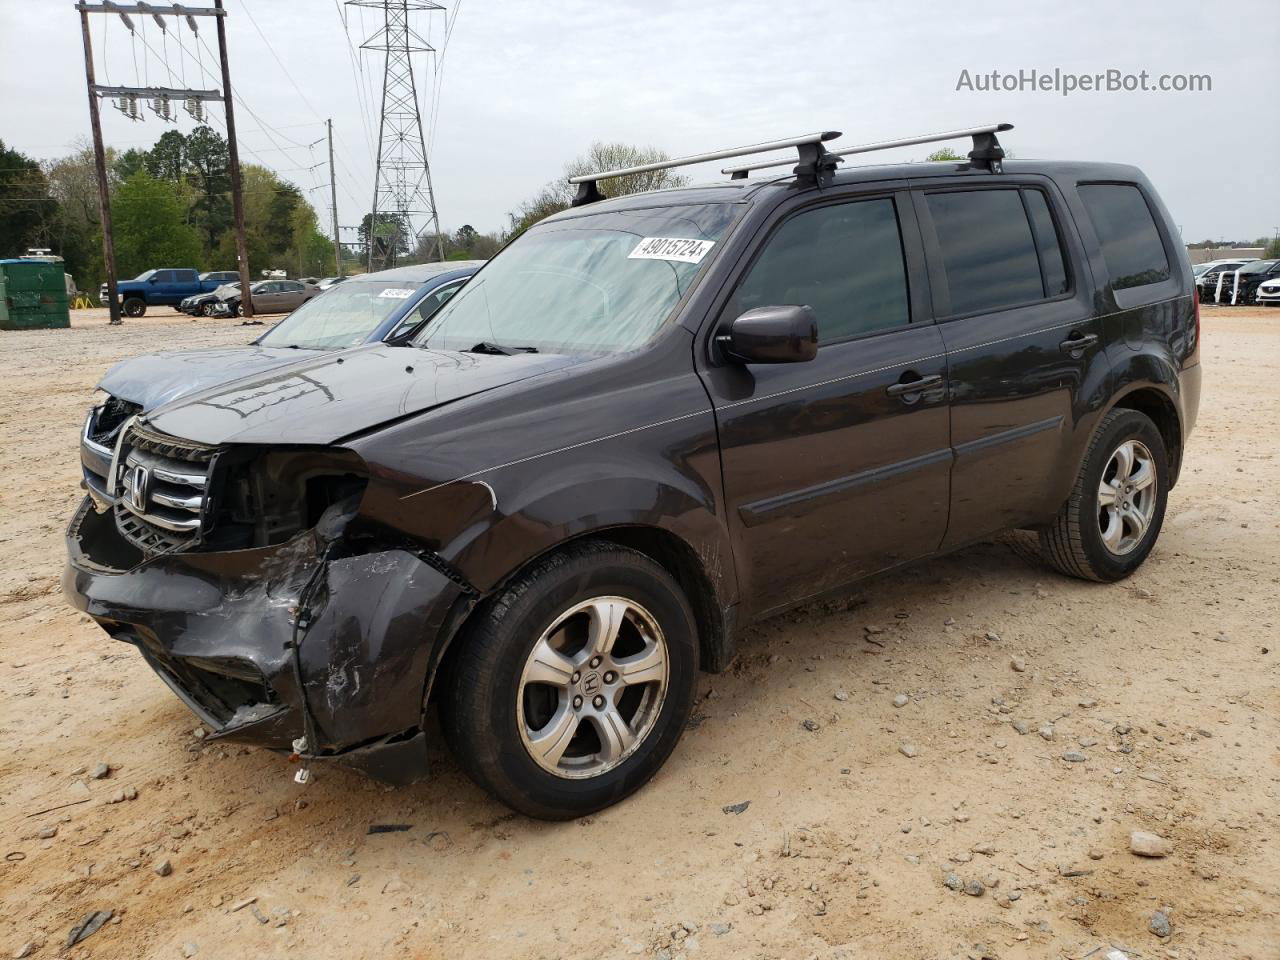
[1,305,1276,960]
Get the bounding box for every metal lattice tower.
[348,0,445,269]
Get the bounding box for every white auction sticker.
[628,237,716,264]
[377,287,415,299]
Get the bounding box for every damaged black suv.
[64,126,1200,819]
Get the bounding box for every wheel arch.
[424,521,736,714]
[1106,382,1184,487]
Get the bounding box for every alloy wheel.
[517,596,669,780]
[1097,439,1157,556]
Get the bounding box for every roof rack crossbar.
[722,123,1014,177]
[568,131,842,206]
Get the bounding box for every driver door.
[698,190,951,615]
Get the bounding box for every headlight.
[201,447,369,551]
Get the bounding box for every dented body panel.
[64,499,465,782]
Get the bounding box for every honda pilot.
[63,125,1200,819]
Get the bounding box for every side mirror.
[720,305,818,364]
[148,276,159,284]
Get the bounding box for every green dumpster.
[0,259,71,330]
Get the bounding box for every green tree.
[0,139,53,257]
[357,212,411,263]
[1265,236,1280,259]
[925,147,963,162]
[145,130,188,182]
[185,126,231,253]
[111,171,202,278]
[113,148,148,181]
[506,142,689,237]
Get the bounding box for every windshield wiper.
[465,341,538,355]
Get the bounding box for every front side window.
[416,203,740,356]
[728,197,910,343]
[925,189,1047,315]
[1078,183,1171,291]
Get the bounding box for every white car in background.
[1256,277,1280,306]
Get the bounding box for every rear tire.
[1038,409,1169,582]
[123,297,146,318]
[440,541,698,820]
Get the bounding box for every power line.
[236,0,327,127]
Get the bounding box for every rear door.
[912,178,1105,548]
[278,280,306,311]
[698,188,951,615]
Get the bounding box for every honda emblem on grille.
[126,464,151,513]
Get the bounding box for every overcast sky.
[2,0,1277,243]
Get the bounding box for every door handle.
[1059,332,1099,354]
[886,373,942,397]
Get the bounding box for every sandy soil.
[1,305,1276,960]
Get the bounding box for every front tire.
[122,297,146,318]
[440,542,698,820]
[1039,409,1169,582]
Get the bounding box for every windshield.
[1238,260,1277,275]
[257,278,427,350]
[414,203,740,356]
[132,269,156,281]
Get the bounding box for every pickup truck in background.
[100,269,239,317]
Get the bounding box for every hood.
[99,346,322,410]
[142,344,585,446]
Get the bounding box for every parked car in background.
[1256,277,1280,306]
[101,269,239,317]
[62,131,1199,820]
[209,278,320,317]
[1226,259,1280,304]
[75,260,482,512]
[178,283,239,317]
[1195,259,1256,302]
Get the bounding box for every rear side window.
[925,189,1046,315]
[1022,191,1069,297]
[730,197,910,343]
[1078,183,1171,290]
[174,269,197,282]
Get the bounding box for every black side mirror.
[148,276,159,284]
[720,305,818,364]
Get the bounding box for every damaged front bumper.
[62,497,468,785]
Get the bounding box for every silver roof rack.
[568,131,841,207]
[721,123,1014,178]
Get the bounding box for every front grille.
[112,423,217,554]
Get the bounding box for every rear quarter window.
[1078,183,1171,291]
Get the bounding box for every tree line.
[0,128,342,291]
[0,136,687,296]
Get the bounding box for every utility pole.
[327,119,342,277]
[77,6,121,325]
[213,0,253,318]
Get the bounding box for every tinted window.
[926,189,1043,315]
[1078,183,1171,290]
[174,269,197,282]
[730,198,909,342]
[284,281,303,292]
[1022,190,1069,296]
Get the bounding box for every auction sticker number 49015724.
[628,237,716,264]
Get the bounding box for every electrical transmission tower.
[348,0,445,270]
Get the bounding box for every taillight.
[1190,295,1201,364]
